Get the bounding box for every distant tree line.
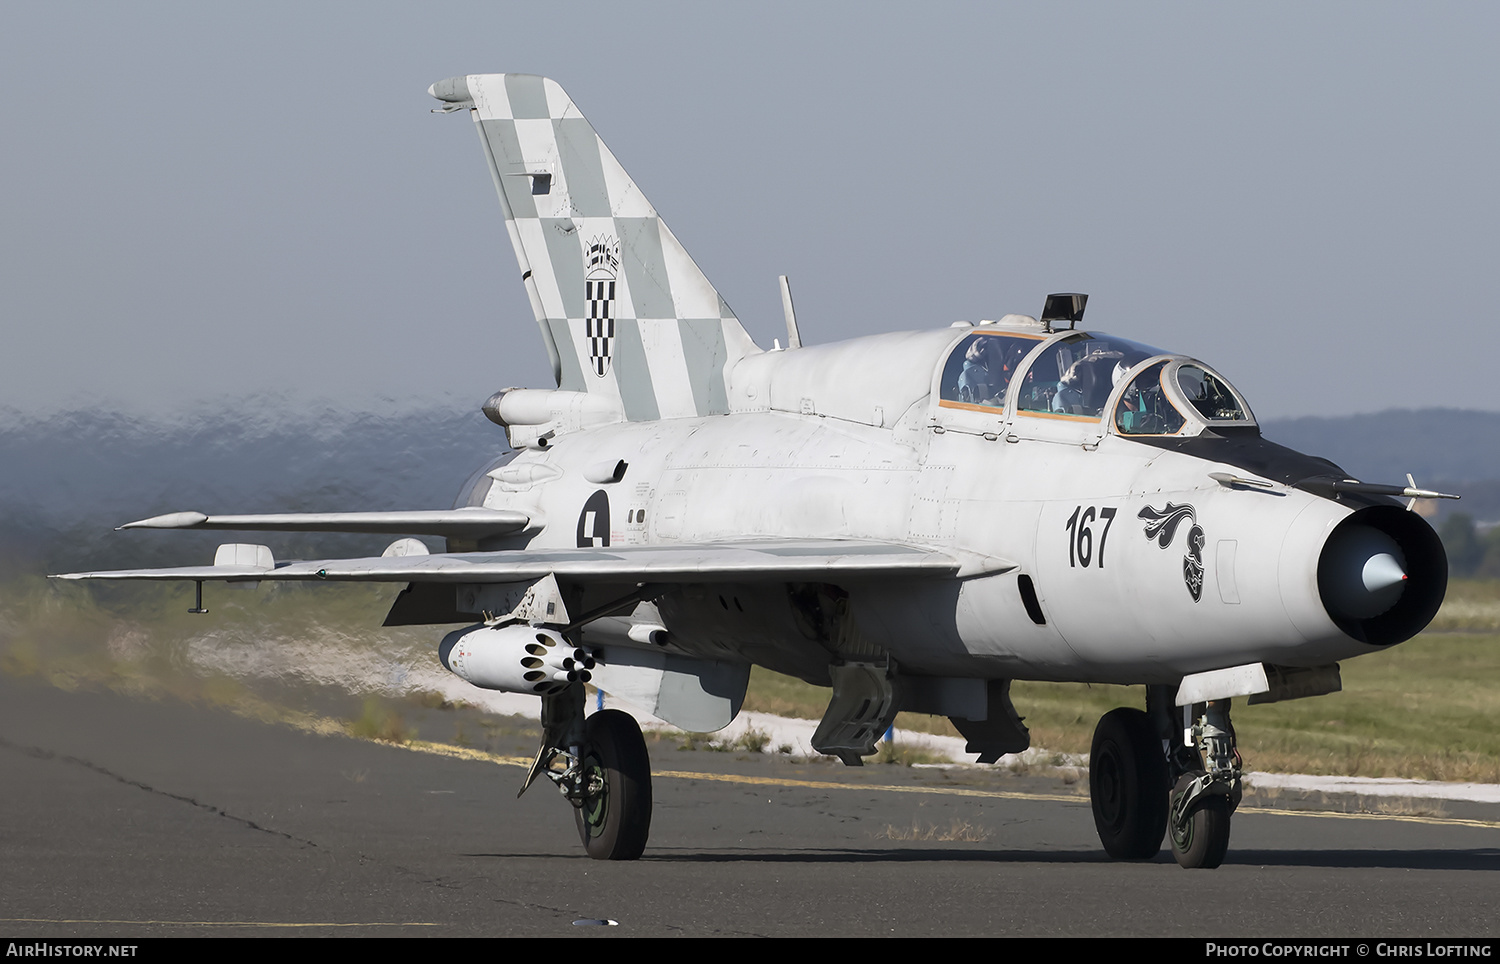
[1439,514,1500,579]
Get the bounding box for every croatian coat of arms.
[584,236,619,377]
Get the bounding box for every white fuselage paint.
[472,326,1367,687]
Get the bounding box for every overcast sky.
[3,2,1497,421]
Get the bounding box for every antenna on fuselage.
[1041,292,1088,333]
[779,275,802,349]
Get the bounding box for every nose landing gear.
[1088,695,1241,869]
[1167,699,1240,869]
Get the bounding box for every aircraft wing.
[117,508,530,539]
[53,540,1008,584]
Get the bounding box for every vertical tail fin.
[430,74,761,421]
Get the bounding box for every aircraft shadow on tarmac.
[465,847,1500,871]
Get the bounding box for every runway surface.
[2,673,1497,938]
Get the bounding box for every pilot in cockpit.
[959,337,1035,406]
[1052,350,1124,416]
[957,337,1001,405]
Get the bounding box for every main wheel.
[1169,772,1231,869]
[1089,707,1169,860]
[574,709,653,860]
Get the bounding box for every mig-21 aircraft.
[57,74,1455,869]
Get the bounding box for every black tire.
[574,709,653,860]
[1089,707,1169,860]
[1169,772,1231,869]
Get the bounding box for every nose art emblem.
[1138,502,1205,602]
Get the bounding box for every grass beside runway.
[1426,577,1500,632]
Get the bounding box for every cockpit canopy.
[1114,359,1251,435]
[938,328,1256,437]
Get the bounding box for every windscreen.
[1115,361,1187,435]
[1177,365,1249,422]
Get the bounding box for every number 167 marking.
[1065,505,1117,568]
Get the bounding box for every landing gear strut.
[1167,699,1240,869]
[522,684,654,860]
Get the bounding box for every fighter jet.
[56,74,1455,869]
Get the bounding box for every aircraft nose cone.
[1362,552,1408,593]
[1320,524,1408,621]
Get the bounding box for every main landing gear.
[1088,692,1241,869]
[522,684,654,860]
[574,710,653,859]
[1089,708,1168,859]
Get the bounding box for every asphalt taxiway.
[2,674,1497,938]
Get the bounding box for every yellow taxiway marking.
[652,767,1086,803]
[364,730,1500,832]
[393,735,1086,801]
[1235,806,1500,831]
[1,918,438,928]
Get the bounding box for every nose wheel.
[1169,772,1232,869]
[1166,699,1240,869]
